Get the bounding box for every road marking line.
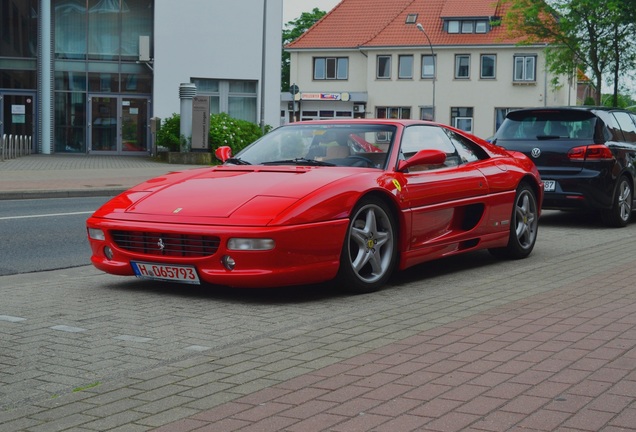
[0,211,93,221]
[0,315,26,322]
[51,325,87,333]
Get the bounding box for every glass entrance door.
[1,93,36,151]
[89,96,149,154]
[121,97,148,152]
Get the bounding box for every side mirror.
[398,149,446,171]
[215,146,232,162]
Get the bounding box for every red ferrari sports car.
[87,119,542,293]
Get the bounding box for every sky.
[283,0,341,23]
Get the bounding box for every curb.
[0,189,126,201]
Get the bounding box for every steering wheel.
[345,155,375,167]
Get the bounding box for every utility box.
[139,35,151,62]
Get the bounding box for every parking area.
[1,211,635,431]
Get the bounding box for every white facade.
[285,44,575,139]
[154,0,282,128]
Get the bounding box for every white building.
[283,0,575,138]
[0,0,282,155]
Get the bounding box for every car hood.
[93,166,359,224]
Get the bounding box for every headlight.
[227,238,275,251]
[88,228,106,241]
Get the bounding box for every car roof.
[508,106,632,115]
[282,118,434,127]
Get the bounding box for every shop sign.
[301,92,350,101]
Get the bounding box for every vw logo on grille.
[157,238,165,252]
[531,148,541,158]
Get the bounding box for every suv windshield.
[496,110,597,140]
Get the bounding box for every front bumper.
[87,217,349,288]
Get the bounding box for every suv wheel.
[601,176,633,227]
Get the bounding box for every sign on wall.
[191,96,210,151]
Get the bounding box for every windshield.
[496,110,597,140]
[231,123,396,169]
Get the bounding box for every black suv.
[493,107,636,227]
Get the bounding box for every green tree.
[281,8,326,91]
[503,0,636,106]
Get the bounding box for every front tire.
[490,183,538,259]
[601,176,632,227]
[337,198,397,293]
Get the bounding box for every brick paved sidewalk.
[156,262,636,432]
[0,154,206,199]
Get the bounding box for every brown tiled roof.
[286,0,522,50]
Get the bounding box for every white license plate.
[131,261,200,284]
[543,180,556,192]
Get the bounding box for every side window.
[400,125,459,168]
[612,111,636,143]
[445,130,488,163]
[596,111,626,142]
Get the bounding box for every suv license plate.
[543,180,556,192]
[131,262,200,284]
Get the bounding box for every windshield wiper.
[225,157,251,165]
[262,158,335,166]
[536,135,561,140]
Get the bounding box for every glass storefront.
[52,0,154,153]
[0,0,38,145]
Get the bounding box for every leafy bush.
[155,113,182,152]
[155,112,267,154]
[209,113,266,155]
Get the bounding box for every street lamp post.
[416,22,436,121]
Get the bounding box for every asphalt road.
[0,197,109,276]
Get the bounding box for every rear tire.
[489,183,538,259]
[601,176,632,227]
[337,198,397,293]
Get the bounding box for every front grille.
[112,231,220,257]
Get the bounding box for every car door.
[398,125,490,249]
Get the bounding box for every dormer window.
[445,19,491,34]
[405,13,418,24]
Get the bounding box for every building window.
[421,54,435,78]
[313,57,348,80]
[514,55,536,82]
[480,54,496,79]
[192,78,257,123]
[475,21,488,33]
[377,107,411,119]
[495,108,520,132]
[405,13,418,24]
[455,55,470,79]
[451,107,474,132]
[398,55,413,79]
[445,19,491,34]
[420,106,434,121]
[0,0,38,58]
[377,55,391,79]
